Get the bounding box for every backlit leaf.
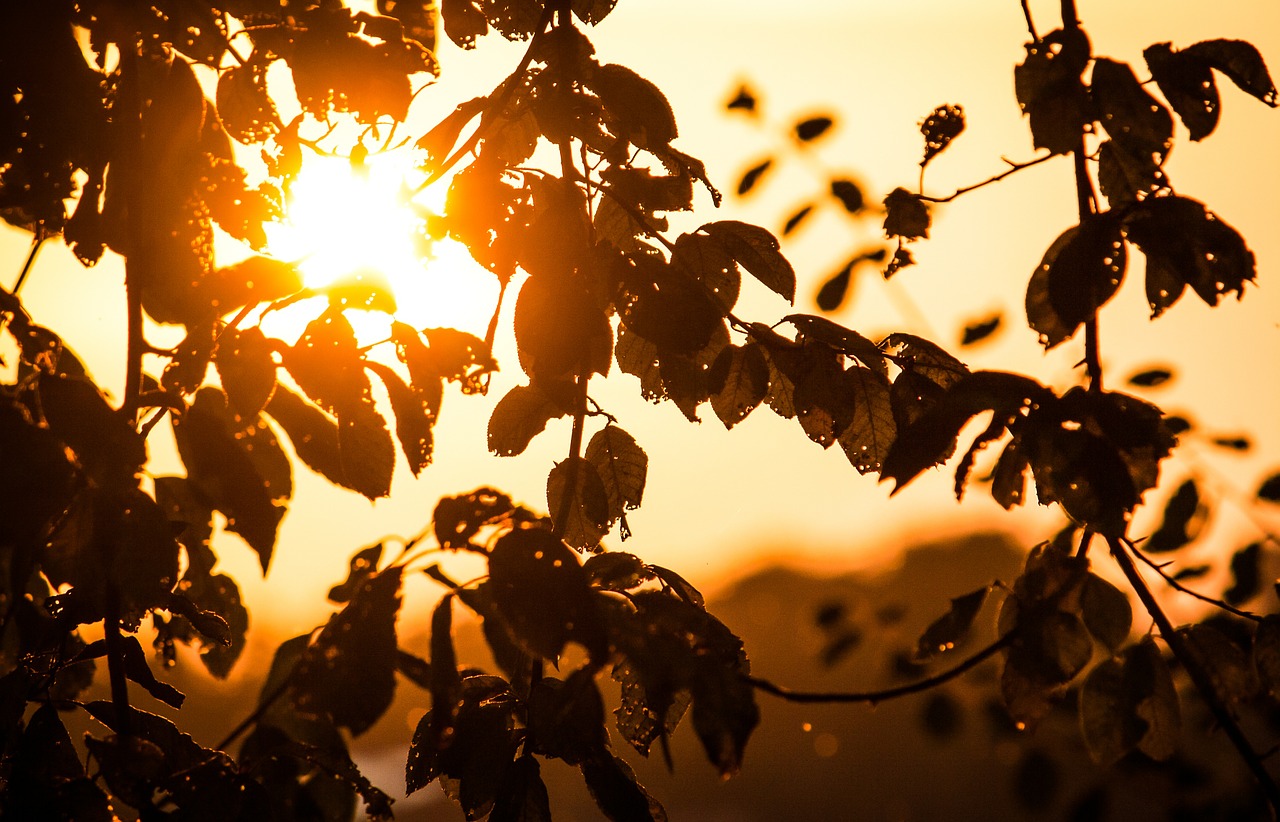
[919,104,965,167]
[441,0,489,48]
[592,63,677,148]
[1025,213,1126,349]
[782,203,814,236]
[1224,542,1262,605]
[1079,573,1132,651]
[960,314,1002,346]
[1184,39,1278,108]
[432,488,516,550]
[793,115,834,142]
[816,262,853,312]
[708,344,769,430]
[1079,638,1180,763]
[216,61,281,144]
[699,220,796,303]
[547,457,611,552]
[366,361,434,475]
[214,327,277,418]
[736,158,772,196]
[283,310,369,418]
[1014,27,1092,154]
[1257,472,1280,502]
[1144,479,1203,553]
[337,404,396,500]
[725,85,757,113]
[581,753,668,822]
[838,366,896,475]
[829,179,865,213]
[38,372,146,487]
[488,383,565,457]
[585,425,648,528]
[914,586,990,662]
[1144,42,1220,141]
[883,187,930,240]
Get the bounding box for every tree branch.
[917,153,1055,203]
[1127,537,1263,623]
[1108,535,1280,815]
[747,631,1014,705]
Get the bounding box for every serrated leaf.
[592,63,677,148]
[698,220,796,303]
[366,361,434,475]
[838,365,896,475]
[338,404,396,500]
[673,232,739,313]
[214,327,277,418]
[487,383,565,457]
[585,425,648,528]
[707,344,769,430]
[914,586,990,662]
[1124,195,1255,317]
[547,457,611,552]
[283,310,370,418]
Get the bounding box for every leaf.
[1091,58,1173,162]
[782,203,815,236]
[173,388,286,572]
[37,372,146,487]
[725,84,756,113]
[1185,39,1278,108]
[1144,479,1203,553]
[816,261,853,312]
[919,104,965,167]
[515,274,612,382]
[672,232,739,313]
[6,705,113,821]
[914,586,991,662]
[1025,213,1126,349]
[1178,624,1257,705]
[698,220,796,303]
[829,179,865,213]
[491,755,552,822]
[1079,574,1132,651]
[708,344,769,430]
[328,544,384,603]
[120,635,185,709]
[1014,27,1092,155]
[580,753,668,822]
[1124,195,1255,317]
[1127,367,1174,388]
[584,552,654,592]
[366,361,434,475]
[527,669,607,764]
[611,659,689,760]
[736,158,772,196]
[960,314,1002,346]
[547,457,611,552]
[591,63,677,148]
[432,488,516,551]
[1258,472,1280,502]
[1211,435,1251,451]
[283,310,370,418]
[585,425,648,530]
[487,527,606,660]
[785,314,887,375]
[1253,616,1280,700]
[793,115,834,142]
[1002,610,1093,726]
[214,327,277,418]
[441,0,489,48]
[1079,637,1180,763]
[487,383,565,457]
[337,403,396,500]
[883,187,930,240]
[292,568,403,736]
[264,384,349,490]
[838,366,897,475]
[884,244,914,278]
[1224,541,1262,605]
[217,61,282,145]
[1144,42,1220,141]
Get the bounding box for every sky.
[2,0,1279,635]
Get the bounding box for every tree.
[1,0,1279,819]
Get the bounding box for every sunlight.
[263,151,499,340]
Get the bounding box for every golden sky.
[2,0,1278,632]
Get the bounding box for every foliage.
[1,0,1279,819]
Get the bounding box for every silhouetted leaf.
[793,115,834,142]
[432,488,517,551]
[585,552,654,592]
[839,366,896,475]
[725,84,756,113]
[1257,473,1280,502]
[1080,637,1180,764]
[214,327,277,418]
[1144,480,1203,554]
[515,274,612,382]
[1002,609,1093,726]
[708,344,769,430]
[1144,42,1219,141]
[960,314,1002,346]
[6,705,113,821]
[883,187,930,240]
[491,755,552,821]
[1026,212,1126,349]
[487,383,564,457]
[919,104,965,167]
[1184,39,1278,108]
[441,0,489,48]
[1224,542,1262,605]
[1124,195,1255,317]
[489,528,606,660]
[293,568,403,736]
[548,457,611,552]
[1091,57,1173,171]
[337,403,396,500]
[37,372,146,487]
[884,244,914,278]
[173,387,285,572]
[119,634,184,708]
[592,63,677,148]
[1127,367,1174,388]
[816,262,853,312]
[1177,624,1257,704]
[264,384,349,489]
[1079,573,1131,651]
[283,310,369,418]
[782,203,814,236]
[329,544,384,603]
[585,425,648,531]
[0,399,76,548]
[736,158,772,196]
[699,220,796,303]
[673,232,739,313]
[578,752,667,822]
[527,669,607,764]
[1014,27,1092,154]
[1172,564,1211,581]
[612,658,689,760]
[829,179,865,213]
[914,585,990,662]
[366,361,434,475]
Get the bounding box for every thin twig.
[13,235,44,294]
[1127,537,1263,623]
[1021,0,1039,41]
[917,153,1056,203]
[747,632,1014,705]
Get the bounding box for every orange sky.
[2,0,1278,632]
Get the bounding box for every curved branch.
[1127,537,1263,623]
[747,631,1014,705]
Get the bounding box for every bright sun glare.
[262,152,497,339]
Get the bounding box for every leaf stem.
[12,234,43,294]
[747,631,1014,705]
[103,591,134,738]
[1108,535,1280,815]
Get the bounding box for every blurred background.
[3,0,1280,818]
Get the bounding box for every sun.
[262,150,498,339]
